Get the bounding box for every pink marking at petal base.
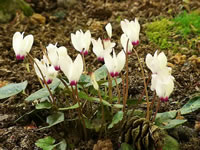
[114,72,119,77]
[54,66,60,71]
[16,55,21,60]
[97,57,104,62]
[83,51,88,56]
[110,72,115,78]
[20,55,25,60]
[160,97,168,102]
[70,80,77,86]
[127,51,132,55]
[104,38,110,41]
[47,79,52,84]
[132,40,139,46]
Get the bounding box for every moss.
[145,18,174,50]
[145,11,200,53]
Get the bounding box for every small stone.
[30,13,46,24]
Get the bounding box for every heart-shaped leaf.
[179,96,200,115]
[108,111,123,129]
[25,78,60,102]
[0,81,28,99]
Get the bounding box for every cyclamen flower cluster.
[15,19,175,97]
[146,51,175,102]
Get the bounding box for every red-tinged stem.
[27,53,55,105]
[153,97,160,122]
[133,48,149,120]
[123,40,129,112]
[74,85,87,140]
[114,77,121,104]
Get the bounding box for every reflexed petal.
[145,53,153,70]
[47,65,58,80]
[157,52,167,68]
[105,23,112,38]
[60,54,72,80]
[71,33,82,52]
[104,53,114,73]
[92,38,103,57]
[72,54,83,82]
[23,34,34,54]
[84,30,91,51]
[12,32,24,55]
[34,58,46,80]
[116,50,126,73]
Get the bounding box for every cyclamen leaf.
[179,96,200,115]
[163,135,179,150]
[25,78,61,102]
[108,111,123,129]
[35,136,56,150]
[0,81,28,99]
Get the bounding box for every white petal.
[116,50,126,73]
[22,34,34,54]
[12,32,23,55]
[145,53,153,71]
[71,54,83,82]
[34,58,46,80]
[71,33,82,52]
[84,30,91,51]
[60,54,72,80]
[104,52,114,73]
[157,52,167,68]
[92,38,103,57]
[105,23,112,38]
[47,65,58,80]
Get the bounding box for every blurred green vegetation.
[146,11,200,53]
[0,0,33,23]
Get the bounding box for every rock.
[30,13,46,24]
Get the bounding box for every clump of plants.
[1,18,200,150]
[146,11,200,53]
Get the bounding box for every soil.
[0,0,200,150]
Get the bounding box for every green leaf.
[0,81,28,99]
[119,143,135,150]
[108,111,123,129]
[94,65,108,81]
[159,119,187,129]
[79,74,90,84]
[102,78,122,87]
[25,78,61,102]
[84,118,102,132]
[78,91,111,106]
[35,136,56,150]
[113,104,123,109]
[163,135,179,150]
[56,140,67,150]
[58,103,80,111]
[179,96,200,115]
[36,101,52,109]
[40,112,64,130]
[155,111,177,126]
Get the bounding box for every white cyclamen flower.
[12,32,34,60]
[34,56,58,84]
[105,23,112,39]
[151,73,174,102]
[71,30,91,55]
[145,50,168,74]
[121,18,140,46]
[60,54,83,86]
[120,33,133,54]
[104,50,126,77]
[92,38,115,62]
[46,43,68,71]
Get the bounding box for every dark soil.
[0,0,200,149]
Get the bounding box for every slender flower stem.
[98,89,105,138]
[74,85,87,140]
[153,97,160,122]
[133,48,150,120]
[120,72,125,99]
[81,52,87,73]
[107,72,113,103]
[123,40,129,112]
[150,91,156,110]
[114,77,121,104]
[27,53,55,105]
